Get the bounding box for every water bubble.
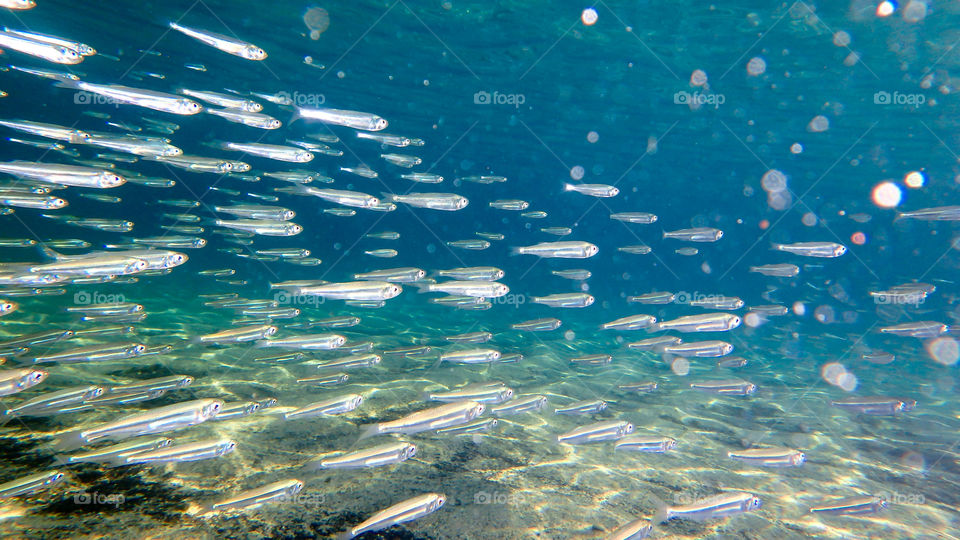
[671,357,690,375]
[564,330,576,341]
[790,142,803,154]
[337,71,345,79]
[792,301,806,316]
[761,169,788,193]
[871,181,902,208]
[746,57,766,76]
[768,190,792,211]
[904,171,925,188]
[926,337,959,366]
[303,6,330,39]
[426,243,436,254]
[581,8,598,25]
[903,0,927,22]
[587,131,599,143]
[807,115,830,132]
[690,69,708,86]
[802,212,818,226]
[570,166,585,180]
[814,305,835,324]
[851,231,866,245]
[744,312,763,328]
[832,31,851,47]
[877,1,896,17]
[646,136,658,154]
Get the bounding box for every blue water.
[0,1,958,538]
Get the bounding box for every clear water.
[0,0,958,538]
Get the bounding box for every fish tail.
[508,246,524,256]
[770,243,783,251]
[37,245,63,260]
[288,108,302,125]
[648,494,671,523]
[893,212,906,222]
[335,531,354,540]
[563,183,573,192]
[50,429,88,452]
[356,423,380,441]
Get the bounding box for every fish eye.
[270,120,281,128]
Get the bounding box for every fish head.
[385,284,402,299]
[45,472,65,486]
[295,151,314,162]
[232,162,251,172]
[0,301,14,313]
[127,344,147,356]
[192,239,207,248]
[744,383,758,394]
[292,308,301,316]
[243,101,263,113]
[729,315,742,328]
[501,388,515,400]
[610,187,620,196]
[267,119,282,129]
[245,402,261,414]
[834,244,847,256]
[260,398,278,408]
[792,452,806,466]
[202,400,224,418]
[180,376,195,387]
[584,295,596,306]
[665,438,678,450]
[220,440,238,455]
[26,369,48,386]
[746,496,762,511]
[351,395,363,407]
[415,269,427,280]
[50,198,68,208]
[432,494,447,511]
[370,355,382,365]
[176,99,203,115]
[265,326,279,337]
[282,210,296,220]
[494,284,509,296]
[69,130,91,144]
[87,387,105,399]
[97,172,125,188]
[586,244,599,257]
[489,350,502,361]
[163,147,183,156]
[473,403,486,417]
[721,343,734,355]
[402,443,418,459]
[287,481,304,496]
[335,335,346,346]
[242,45,267,61]
[371,117,388,131]
[492,269,504,279]
[623,422,635,435]
[715,230,724,240]
[166,252,188,267]
[55,47,82,64]
[289,224,304,235]
[455,197,469,209]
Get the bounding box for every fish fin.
[378,192,398,202]
[648,494,671,523]
[37,245,64,260]
[288,108,302,125]
[508,247,523,256]
[52,79,81,91]
[51,429,88,452]
[356,424,380,441]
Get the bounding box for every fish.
[0,30,81,64]
[360,400,485,438]
[531,293,594,308]
[772,241,847,258]
[689,379,757,396]
[0,368,48,396]
[512,241,598,258]
[0,471,65,498]
[809,496,887,515]
[304,442,416,470]
[662,227,723,242]
[557,420,634,444]
[209,479,304,512]
[728,447,805,467]
[168,22,266,60]
[122,438,237,465]
[564,183,619,197]
[339,493,445,539]
[655,491,762,522]
[295,107,387,131]
[283,394,363,420]
[615,436,677,453]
